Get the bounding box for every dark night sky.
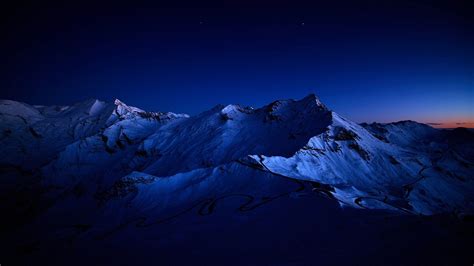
[1,0,473,127]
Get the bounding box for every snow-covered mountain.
[1,95,473,265]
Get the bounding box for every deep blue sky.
[2,1,473,126]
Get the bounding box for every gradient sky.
[2,1,473,127]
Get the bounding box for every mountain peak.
[299,93,328,111]
[114,98,126,106]
[303,93,317,100]
[113,98,145,116]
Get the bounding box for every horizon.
[2,1,473,128]
[3,93,473,129]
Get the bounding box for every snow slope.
[1,95,473,213]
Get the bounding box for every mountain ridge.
[1,94,472,217]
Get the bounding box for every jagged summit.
[112,98,189,121]
[299,93,328,110]
[262,93,328,115]
[113,98,126,106]
[136,95,332,177]
[114,98,145,114]
[207,94,326,121]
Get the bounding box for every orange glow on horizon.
[424,119,474,129]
